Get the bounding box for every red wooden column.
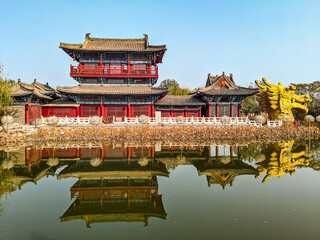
[151,105,155,117]
[127,100,131,117]
[207,104,211,117]
[149,105,152,117]
[230,104,233,117]
[25,100,31,124]
[100,100,104,117]
[216,104,219,117]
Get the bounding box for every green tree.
[241,82,262,114]
[158,79,195,95]
[0,64,15,115]
[290,81,320,118]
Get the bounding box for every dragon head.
[255,78,312,121]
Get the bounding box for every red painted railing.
[70,64,158,77]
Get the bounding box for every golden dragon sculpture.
[255,78,311,121]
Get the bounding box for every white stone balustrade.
[40,116,282,127]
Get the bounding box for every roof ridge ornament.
[143,34,149,48]
[85,33,91,40]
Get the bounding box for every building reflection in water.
[0,140,316,226]
[47,144,169,227]
[192,145,258,189]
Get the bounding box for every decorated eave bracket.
[73,52,84,62]
[147,53,158,65]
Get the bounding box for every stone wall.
[7,105,25,125]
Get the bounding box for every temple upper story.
[60,34,167,85]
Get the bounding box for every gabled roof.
[57,85,169,96]
[11,79,61,100]
[60,33,167,53]
[205,72,236,88]
[155,95,206,106]
[198,72,259,97]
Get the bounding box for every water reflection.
[0,140,319,227]
[61,177,166,227]
[256,141,311,183]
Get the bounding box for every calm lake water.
[0,140,319,240]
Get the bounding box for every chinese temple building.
[45,33,168,119]
[155,95,205,117]
[10,34,260,123]
[196,72,258,117]
[10,79,61,124]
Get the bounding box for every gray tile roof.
[60,34,166,52]
[11,79,60,100]
[199,72,259,96]
[156,95,206,106]
[57,85,169,95]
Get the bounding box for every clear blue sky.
[0,0,319,88]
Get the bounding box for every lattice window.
[210,106,216,117]
[233,105,239,117]
[55,108,71,117]
[81,105,99,116]
[174,111,184,117]
[106,106,126,116]
[132,105,149,117]
[218,105,231,117]
[160,111,170,117]
[189,111,198,117]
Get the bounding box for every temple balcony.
[70,64,158,78]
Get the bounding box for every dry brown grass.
[0,125,319,146]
